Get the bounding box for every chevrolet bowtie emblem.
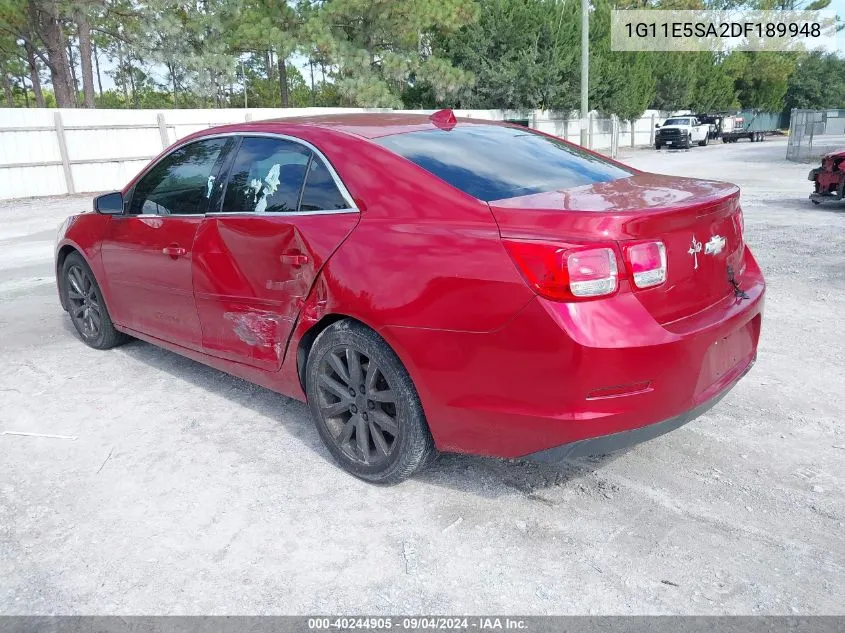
[705,235,726,256]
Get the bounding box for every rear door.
[101,137,232,347]
[193,135,359,370]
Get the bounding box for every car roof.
[190,111,507,141]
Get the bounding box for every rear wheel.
[698,135,708,147]
[305,319,436,484]
[61,252,128,350]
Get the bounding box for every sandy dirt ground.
[1,137,843,615]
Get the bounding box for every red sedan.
[55,111,764,483]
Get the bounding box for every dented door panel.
[192,213,359,370]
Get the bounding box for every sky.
[830,0,845,53]
[92,51,314,93]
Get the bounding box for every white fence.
[0,107,665,200]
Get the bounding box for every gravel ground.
[1,137,843,615]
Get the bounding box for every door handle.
[280,253,309,266]
[162,245,186,257]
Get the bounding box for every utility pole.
[580,0,589,148]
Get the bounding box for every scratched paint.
[224,311,282,349]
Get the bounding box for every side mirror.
[655,123,660,129]
[94,191,124,215]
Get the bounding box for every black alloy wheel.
[316,345,399,467]
[66,263,102,341]
[306,320,436,484]
[61,252,128,350]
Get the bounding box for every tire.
[654,142,662,150]
[61,252,129,350]
[683,134,692,149]
[305,319,436,484]
[698,135,708,147]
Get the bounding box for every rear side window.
[223,137,311,213]
[375,125,632,202]
[300,158,349,211]
[129,138,228,215]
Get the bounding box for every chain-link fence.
[787,109,845,162]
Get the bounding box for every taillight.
[568,248,618,297]
[502,240,619,301]
[624,241,667,289]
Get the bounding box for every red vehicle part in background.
[809,149,845,204]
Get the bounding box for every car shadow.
[108,334,332,464]
[756,197,845,214]
[417,451,625,501]
[809,200,845,212]
[64,317,627,496]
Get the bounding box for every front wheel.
[61,252,129,350]
[654,142,663,150]
[683,134,692,149]
[305,320,436,484]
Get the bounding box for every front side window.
[375,124,632,203]
[223,137,311,214]
[129,138,228,215]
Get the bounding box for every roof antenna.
[429,109,457,131]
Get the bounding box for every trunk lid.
[489,173,744,324]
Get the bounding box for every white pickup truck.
[654,116,710,149]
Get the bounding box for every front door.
[100,137,232,348]
[193,135,359,370]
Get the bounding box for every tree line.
[0,0,841,119]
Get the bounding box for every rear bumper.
[381,250,765,460]
[528,356,755,462]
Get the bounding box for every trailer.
[721,111,783,143]
[696,110,784,143]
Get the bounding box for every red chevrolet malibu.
[55,111,764,483]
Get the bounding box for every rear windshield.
[375,124,632,202]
